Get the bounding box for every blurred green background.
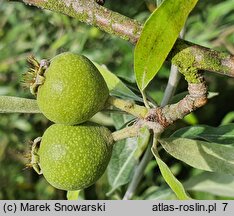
[0,0,234,199]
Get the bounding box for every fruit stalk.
[107,96,149,118]
[112,125,139,141]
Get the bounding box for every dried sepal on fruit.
[23,55,49,95]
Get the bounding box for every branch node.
[145,108,170,128]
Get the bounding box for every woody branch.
[10,0,234,76]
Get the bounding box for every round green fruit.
[28,52,109,125]
[31,123,113,191]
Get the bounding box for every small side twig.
[0,96,40,113]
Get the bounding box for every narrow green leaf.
[67,190,80,200]
[0,96,40,113]
[151,146,191,200]
[0,133,8,160]
[160,137,234,175]
[184,172,234,197]
[171,124,234,144]
[134,0,198,90]
[93,62,142,102]
[221,112,234,125]
[183,113,199,125]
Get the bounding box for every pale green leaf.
[134,127,151,158]
[160,137,234,175]
[184,172,234,197]
[141,186,177,200]
[107,126,150,195]
[107,111,137,195]
[107,137,138,196]
[171,124,234,144]
[134,0,198,90]
[67,190,80,200]
[151,146,191,200]
[110,113,135,130]
[94,62,142,102]
[0,96,40,113]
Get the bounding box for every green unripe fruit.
[27,52,109,125]
[31,123,113,191]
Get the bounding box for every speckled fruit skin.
[38,123,113,191]
[37,52,109,125]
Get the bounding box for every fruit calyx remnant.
[26,56,50,96]
[30,137,42,175]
